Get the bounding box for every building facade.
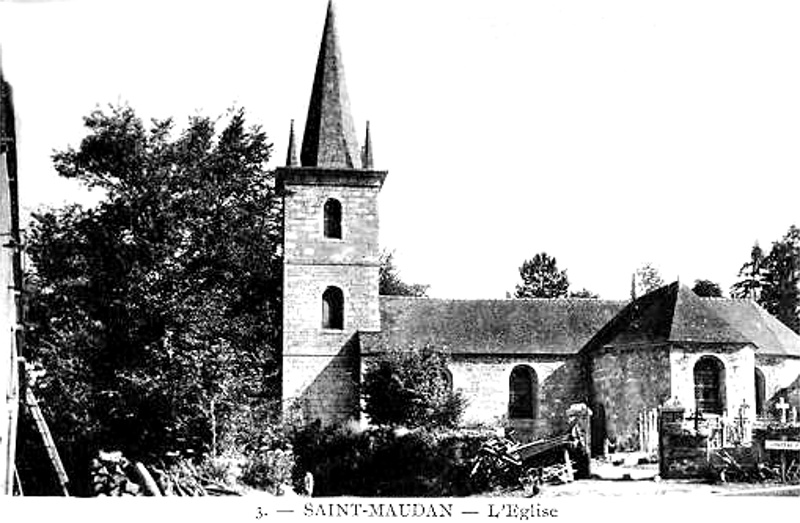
[279,1,800,450]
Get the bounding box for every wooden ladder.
[24,387,69,495]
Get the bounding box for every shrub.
[290,422,493,496]
[241,447,295,494]
[361,346,466,429]
[238,418,296,494]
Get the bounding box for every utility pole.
[0,54,22,496]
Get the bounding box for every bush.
[290,422,493,496]
[238,418,296,494]
[241,447,295,494]
[362,346,466,429]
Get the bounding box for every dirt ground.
[479,457,800,497]
[536,478,800,497]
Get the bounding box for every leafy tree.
[731,228,800,333]
[514,253,569,299]
[361,346,465,428]
[379,250,428,297]
[692,279,723,297]
[730,243,766,300]
[24,105,282,484]
[760,226,800,332]
[633,263,665,298]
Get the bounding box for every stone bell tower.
[277,0,387,424]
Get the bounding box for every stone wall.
[449,355,585,438]
[281,175,382,425]
[283,341,360,425]
[283,264,380,355]
[283,183,381,265]
[590,345,671,450]
[669,343,755,416]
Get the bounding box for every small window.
[322,286,344,329]
[324,199,342,239]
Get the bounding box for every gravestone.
[659,400,710,479]
[775,397,790,424]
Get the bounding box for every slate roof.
[360,297,625,356]
[360,284,800,358]
[701,298,800,357]
[587,282,800,357]
[300,0,363,169]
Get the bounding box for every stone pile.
[89,451,142,497]
[89,450,241,497]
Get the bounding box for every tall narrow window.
[509,365,538,419]
[694,356,725,415]
[754,368,766,416]
[440,368,454,392]
[322,286,344,329]
[324,198,342,239]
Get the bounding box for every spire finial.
[286,119,299,167]
[300,0,362,168]
[362,120,374,169]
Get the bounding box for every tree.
[692,279,723,297]
[730,243,766,300]
[379,250,428,297]
[760,226,800,332]
[361,346,465,428]
[24,105,282,485]
[731,228,800,333]
[632,263,665,298]
[514,253,569,299]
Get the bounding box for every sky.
[1,0,800,300]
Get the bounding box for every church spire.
[361,120,373,169]
[301,0,362,169]
[286,119,299,167]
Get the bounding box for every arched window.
[439,368,453,392]
[694,356,725,415]
[322,286,344,329]
[509,365,538,419]
[754,368,766,416]
[323,198,342,239]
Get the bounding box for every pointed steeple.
[286,119,299,167]
[361,121,373,169]
[301,0,362,169]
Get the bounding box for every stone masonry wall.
[448,355,585,438]
[283,184,380,265]
[283,264,380,355]
[669,343,755,417]
[282,180,381,425]
[283,344,360,425]
[591,345,671,450]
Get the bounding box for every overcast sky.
[2,0,800,300]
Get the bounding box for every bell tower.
[277,1,387,424]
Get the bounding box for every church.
[278,1,800,452]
